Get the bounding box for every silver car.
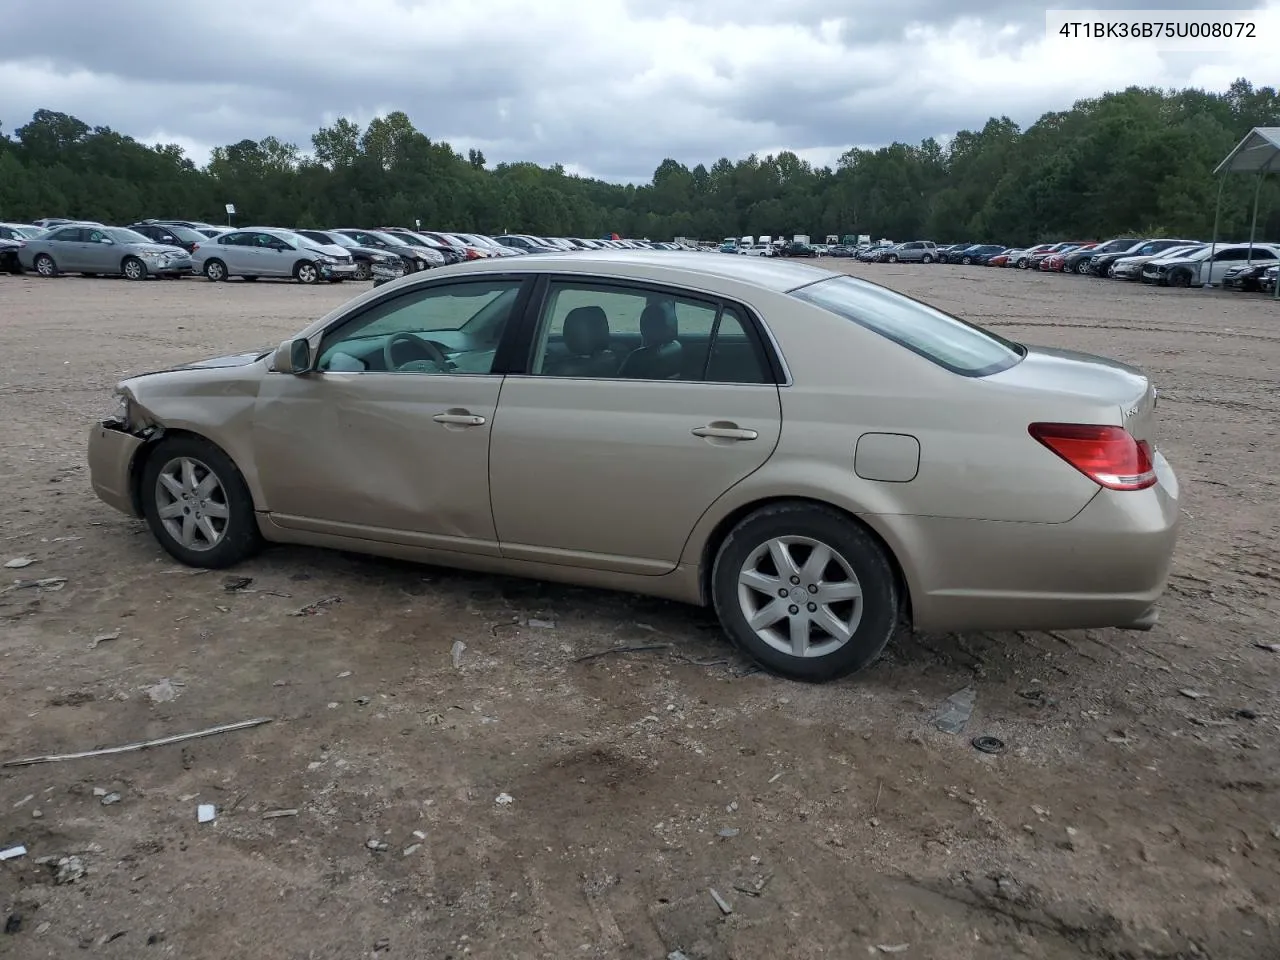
[19,224,193,279]
[879,241,938,264]
[193,228,358,284]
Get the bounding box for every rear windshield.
[789,275,1025,377]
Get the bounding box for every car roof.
[394,248,840,293]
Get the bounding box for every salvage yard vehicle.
[192,227,358,284]
[19,224,193,279]
[88,251,1179,682]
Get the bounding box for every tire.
[1075,260,1090,275]
[1169,270,1191,288]
[34,254,58,277]
[1107,264,1117,278]
[122,256,147,281]
[710,502,900,682]
[886,254,898,263]
[140,435,262,569]
[294,261,320,284]
[353,260,371,281]
[204,259,227,281]
[922,254,933,263]
[962,256,973,265]
[1017,258,1028,269]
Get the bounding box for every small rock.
[495,792,514,805]
[366,839,389,852]
[337,670,352,678]
[197,804,216,823]
[31,809,42,819]
[36,922,50,935]
[528,618,556,629]
[1236,708,1259,720]
[374,939,390,952]
[451,640,466,668]
[354,696,371,706]
[92,787,108,797]
[877,946,910,955]
[402,843,421,856]
[869,817,881,827]
[145,679,179,703]
[1178,689,1204,700]
[4,557,37,569]
[4,913,21,935]
[101,792,122,806]
[91,629,121,648]
[718,827,740,838]
[146,932,165,945]
[222,575,253,591]
[1032,805,1050,818]
[54,856,86,885]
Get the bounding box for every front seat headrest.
[639,301,678,345]
[562,306,610,356]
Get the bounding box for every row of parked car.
[0,218,695,283]
[858,237,1279,292]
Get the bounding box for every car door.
[251,275,533,555]
[82,227,118,272]
[213,232,249,272]
[1206,247,1256,285]
[487,277,783,575]
[40,227,86,270]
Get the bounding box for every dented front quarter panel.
[117,359,272,509]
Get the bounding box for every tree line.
[0,79,1276,246]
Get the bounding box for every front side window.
[316,279,524,375]
[790,275,1024,377]
[529,280,772,384]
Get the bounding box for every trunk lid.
[989,345,1156,442]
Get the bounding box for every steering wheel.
[384,331,451,371]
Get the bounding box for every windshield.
[107,227,151,244]
[323,232,358,248]
[790,275,1025,377]
[11,225,42,239]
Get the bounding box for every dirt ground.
[1,261,1278,960]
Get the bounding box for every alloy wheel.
[736,536,863,658]
[154,457,230,552]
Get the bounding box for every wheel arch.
[128,427,259,517]
[695,495,913,626]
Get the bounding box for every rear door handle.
[433,413,486,426]
[692,424,758,441]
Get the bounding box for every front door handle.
[692,424,758,441]
[433,413,486,426]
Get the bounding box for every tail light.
[191,243,199,252]
[464,247,482,260]
[1028,423,1157,491]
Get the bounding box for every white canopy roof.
[1214,127,1280,175]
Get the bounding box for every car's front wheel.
[886,254,898,263]
[204,259,227,281]
[34,254,57,277]
[140,436,262,569]
[122,256,147,281]
[294,261,320,284]
[1075,260,1090,275]
[922,254,933,263]
[353,260,371,281]
[711,502,900,682]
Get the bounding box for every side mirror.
[99,237,114,244]
[274,338,313,374]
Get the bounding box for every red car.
[987,252,1011,267]
[1040,242,1098,271]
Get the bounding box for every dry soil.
[1,262,1278,960]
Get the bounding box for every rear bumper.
[88,420,144,517]
[872,452,1180,634]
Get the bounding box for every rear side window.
[789,275,1025,377]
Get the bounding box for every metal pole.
[1247,169,1263,264]
[1203,173,1226,288]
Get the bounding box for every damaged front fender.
[88,419,151,518]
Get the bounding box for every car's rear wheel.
[1169,269,1192,288]
[140,436,262,569]
[1075,261,1089,275]
[294,261,320,284]
[34,254,57,277]
[122,256,146,281]
[922,254,933,263]
[711,503,899,682]
[204,259,227,281]
[962,256,973,265]
[886,254,898,263]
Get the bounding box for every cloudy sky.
[1,0,1276,182]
